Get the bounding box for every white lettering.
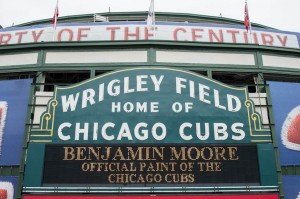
[93,122,98,140]
[150,75,164,91]
[58,122,72,140]
[117,123,133,140]
[82,89,95,109]
[137,75,148,92]
[231,123,245,140]
[107,79,120,96]
[214,89,226,110]
[199,84,211,104]
[176,77,187,94]
[150,102,159,112]
[152,123,167,140]
[75,122,89,140]
[112,102,159,113]
[61,93,79,112]
[134,122,148,140]
[124,77,135,94]
[111,102,121,112]
[214,123,228,140]
[196,123,210,140]
[102,122,115,140]
[179,122,193,140]
[227,94,241,112]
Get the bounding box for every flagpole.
[147,0,155,40]
[53,0,59,42]
[246,0,253,43]
[153,0,156,39]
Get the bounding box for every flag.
[94,14,109,22]
[147,0,155,30]
[52,0,59,30]
[244,1,250,32]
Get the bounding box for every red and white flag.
[52,0,59,30]
[244,1,250,32]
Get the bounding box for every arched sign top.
[56,68,246,91]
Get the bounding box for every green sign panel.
[31,68,270,143]
[24,68,278,192]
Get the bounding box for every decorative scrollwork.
[40,99,58,131]
[245,99,270,138]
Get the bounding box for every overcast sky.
[0,0,300,32]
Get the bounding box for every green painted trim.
[1,40,299,54]
[265,84,284,199]
[41,61,256,67]
[23,143,45,187]
[0,65,38,72]
[44,48,149,53]
[22,186,279,194]
[261,51,300,58]
[0,167,19,176]
[2,64,300,77]
[37,50,46,67]
[256,52,264,69]
[90,69,96,78]
[17,77,37,199]
[207,69,212,79]
[282,166,300,175]
[257,144,278,186]
[149,48,155,64]
[259,67,300,75]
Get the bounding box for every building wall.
[0,21,300,199]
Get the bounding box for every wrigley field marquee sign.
[31,67,270,143]
[24,68,276,192]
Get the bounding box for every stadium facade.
[0,12,299,199]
